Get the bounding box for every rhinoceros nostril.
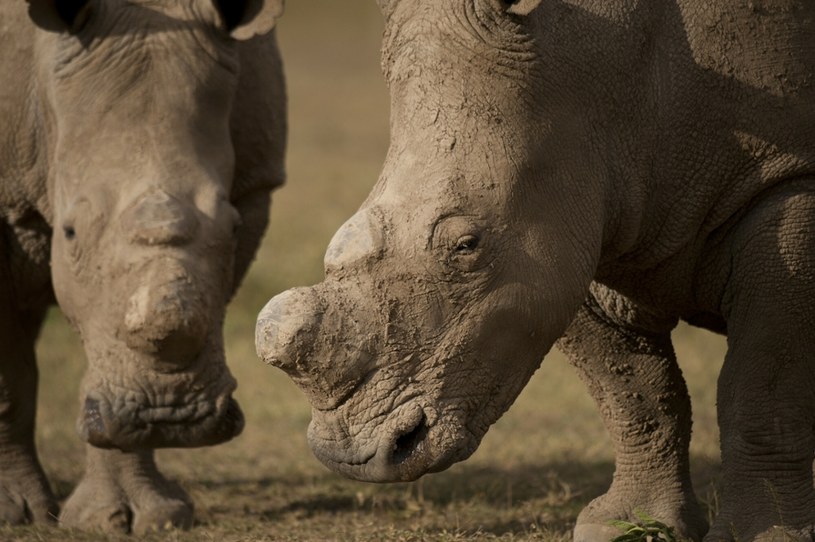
[223,397,245,434]
[83,397,106,437]
[80,396,117,448]
[392,412,428,465]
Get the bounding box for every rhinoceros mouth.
[308,401,467,483]
[78,389,244,450]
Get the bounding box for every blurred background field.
[8,1,727,540]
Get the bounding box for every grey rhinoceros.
[256,1,815,541]
[0,0,285,533]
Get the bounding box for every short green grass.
[610,511,682,542]
[11,2,728,540]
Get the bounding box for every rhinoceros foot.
[704,523,815,542]
[60,446,192,534]
[749,527,814,542]
[0,458,58,525]
[574,488,707,542]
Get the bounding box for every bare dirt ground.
[5,2,727,540]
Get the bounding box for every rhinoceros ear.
[26,0,93,31]
[213,0,284,41]
[503,0,543,16]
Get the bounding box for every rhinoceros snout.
[255,287,323,374]
[79,393,244,449]
[307,401,452,483]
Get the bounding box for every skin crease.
[256,0,815,541]
[0,0,285,534]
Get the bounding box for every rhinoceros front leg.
[0,304,58,525]
[704,187,815,542]
[60,446,192,534]
[557,290,707,542]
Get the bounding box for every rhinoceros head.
[257,0,610,482]
[32,0,283,450]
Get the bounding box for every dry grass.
[12,1,728,540]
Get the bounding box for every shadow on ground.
[182,454,721,538]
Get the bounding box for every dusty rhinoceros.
[0,0,285,533]
[256,1,815,541]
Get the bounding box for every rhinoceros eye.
[62,220,85,270]
[60,197,98,267]
[454,235,480,255]
[432,215,489,272]
[448,232,487,272]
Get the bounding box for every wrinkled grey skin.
[1,0,285,533]
[257,1,815,541]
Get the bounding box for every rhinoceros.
[0,0,285,533]
[256,1,815,540]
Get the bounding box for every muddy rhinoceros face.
[257,0,608,482]
[258,191,595,482]
[39,0,283,450]
[53,183,242,450]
